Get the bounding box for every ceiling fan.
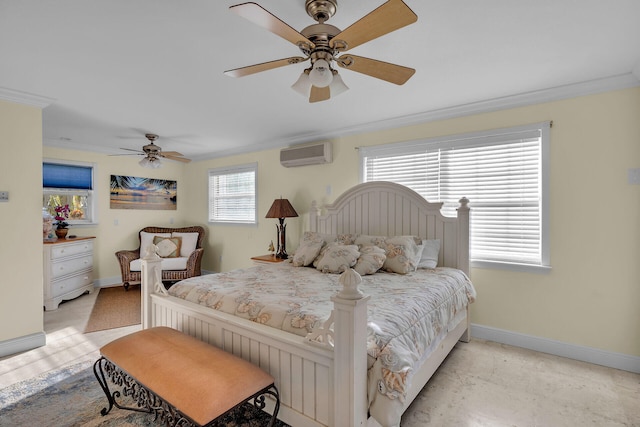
[224,0,418,103]
[114,133,191,168]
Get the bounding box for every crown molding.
[0,86,55,108]
[199,72,640,161]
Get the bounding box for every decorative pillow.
[315,244,360,274]
[172,232,199,257]
[418,239,440,269]
[153,236,182,258]
[292,240,325,267]
[302,231,356,245]
[354,234,387,249]
[140,231,171,254]
[353,245,386,276]
[382,236,423,274]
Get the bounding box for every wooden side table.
[251,254,286,264]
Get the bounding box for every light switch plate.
[628,169,640,185]
[0,191,8,202]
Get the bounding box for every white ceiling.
[1,0,639,161]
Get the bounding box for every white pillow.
[418,239,440,269]
[140,231,171,255]
[172,232,199,257]
[315,244,360,274]
[353,245,386,276]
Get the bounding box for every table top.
[43,236,95,245]
[250,254,286,263]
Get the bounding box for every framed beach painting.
[110,175,177,210]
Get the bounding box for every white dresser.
[43,237,95,311]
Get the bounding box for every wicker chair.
[115,226,205,290]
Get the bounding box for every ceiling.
[1,0,639,161]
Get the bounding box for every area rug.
[0,361,289,426]
[84,286,141,333]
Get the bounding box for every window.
[208,163,257,224]
[43,160,97,225]
[360,122,550,272]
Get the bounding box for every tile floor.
[1,290,639,426]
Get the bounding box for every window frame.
[359,122,551,273]
[43,159,98,226]
[207,163,258,226]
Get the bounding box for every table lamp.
[265,198,298,259]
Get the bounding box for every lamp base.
[275,220,288,259]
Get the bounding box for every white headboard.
[310,181,470,275]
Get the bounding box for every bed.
[140,181,475,427]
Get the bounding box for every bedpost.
[457,197,470,276]
[331,269,369,426]
[140,245,163,329]
[309,200,319,232]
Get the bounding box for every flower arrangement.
[54,204,71,229]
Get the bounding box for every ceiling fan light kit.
[224,0,417,103]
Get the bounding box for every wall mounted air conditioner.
[280,141,332,167]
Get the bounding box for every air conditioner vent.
[280,142,332,167]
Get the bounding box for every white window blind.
[360,123,550,268]
[208,163,257,224]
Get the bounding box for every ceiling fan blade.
[118,147,144,153]
[109,153,143,156]
[230,2,315,49]
[329,0,417,52]
[309,86,330,103]
[161,154,191,163]
[161,151,184,157]
[337,54,415,85]
[224,56,307,78]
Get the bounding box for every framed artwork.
[110,175,177,210]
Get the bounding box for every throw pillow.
[292,240,325,267]
[315,244,360,274]
[382,236,423,274]
[153,236,182,258]
[140,231,171,255]
[353,245,386,276]
[172,232,199,257]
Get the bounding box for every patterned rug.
[0,361,289,426]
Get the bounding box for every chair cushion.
[130,257,188,272]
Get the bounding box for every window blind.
[43,162,93,189]
[361,123,549,266]
[208,164,257,224]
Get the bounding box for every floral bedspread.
[168,263,476,422]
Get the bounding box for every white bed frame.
[140,181,470,427]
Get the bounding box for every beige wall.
[186,87,640,357]
[0,99,44,342]
[2,87,639,360]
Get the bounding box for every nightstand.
[251,254,286,264]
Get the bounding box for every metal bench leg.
[251,384,280,427]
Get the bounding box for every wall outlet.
[0,191,8,202]
[628,168,640,185]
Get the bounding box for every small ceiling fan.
[114,133,191,168]
[224,0,418,103]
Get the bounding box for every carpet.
[0,362,289,426]
[84,287,141,333]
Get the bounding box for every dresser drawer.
[51,272,93,298]
[50,240,94,260]
[51,255,93,279]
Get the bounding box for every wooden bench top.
[100,326,275,426]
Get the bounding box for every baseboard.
[471,324,640,374]
[94,276,122,288]
[0,332,46,358]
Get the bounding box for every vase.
[55,228,68,239]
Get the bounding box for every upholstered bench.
[93,327,280,427]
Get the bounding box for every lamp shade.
[265,198,298,219]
